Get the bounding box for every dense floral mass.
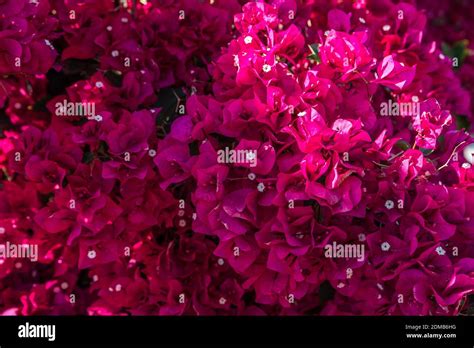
[0,0,473,316]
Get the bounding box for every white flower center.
[381,242,391,251]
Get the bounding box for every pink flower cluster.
[0,0,473,315]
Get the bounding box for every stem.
[437,141,466,171]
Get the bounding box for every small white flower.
[463,143,474,164]
[435,246,446,256]
[92,275,99,282]
[88,250,96,259]
[15,262,22,269]
[337,282,345,288]
[262,64,271,73]
[219,297,227,305]
[106,26,113,31]
[358,233,366,242]
[385,200,394,210]
[94,115,103,122]
[257,183,265,192]
[61,282,69,290]
[381,242,391,251]
[95,81,104,88]
[217,258,224,266]
[377,283,384,291]
[411,95,419,102]
[0,227,5,234]
[115,284,122,292]
[148,149,157,157]
[111,50,119,57]
[359,17,366,24]
[244,36,252,44]
[248,173,256,181]
[179,220,186,227]
[121,17,128,23]
[382,24,391,31]
[462,163,471,169]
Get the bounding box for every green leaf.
[104,70,123,87]
[455,115,470,130]
[420,147,434,156]
[96,140,111,162]
[308,43,321,64]
[395,140,410,151]
[82,151,94,164]
[154,87,187,137]
[441,40,470,68]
